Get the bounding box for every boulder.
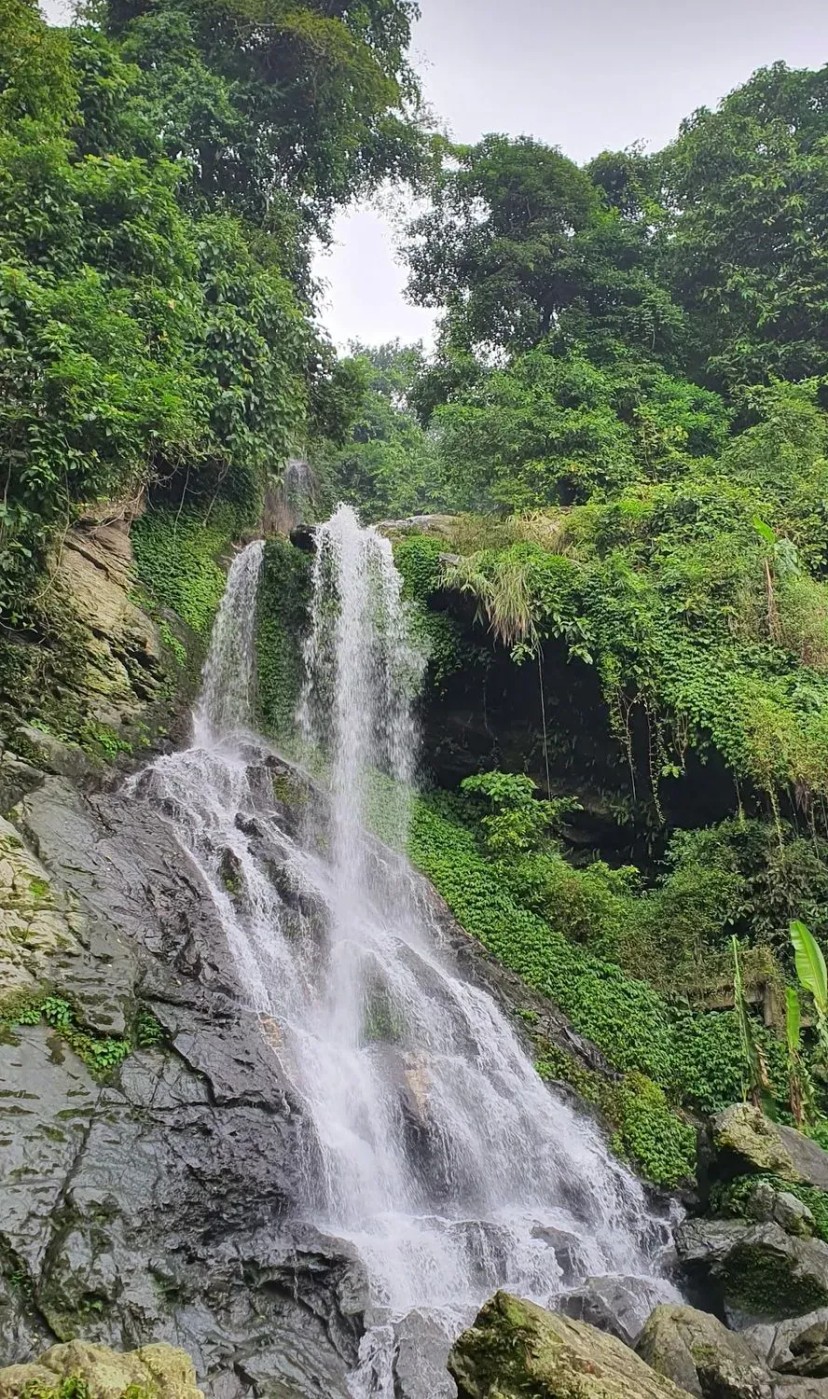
[531,1226,589,1286]
[772,1380,828,1398]
[0,1340,202,1399]
[449,1290,690,1399]
[705,1108,828,1192]
[637,1303,773,1398]
[744,1183,816,1239]
[676,1219,828,1324]
[560,1274,671,1347]
[746,1308,828,1377]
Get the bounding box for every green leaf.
[786,985,802,1055]
[752,516,776,547]
[790,920,828,1015]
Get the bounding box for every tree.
[103,0,427,222]
[660,62,828,388]
[405,133,687,367]
[0,0,426,622]
[432,349,728,512]
[319,342,444,520]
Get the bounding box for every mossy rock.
[715,1173,828,1244]
[0,813,83,1011]
[0,1341,201,1399]
[706,1105,828,1192]
[677,1218,828,1323]
[449,1291,690,1399]
[637,1302,772,1399]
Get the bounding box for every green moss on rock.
[0,1341,201,1399]
[255,539,311,742]
[720,1235,828,1318]
[449,1291,690,1399]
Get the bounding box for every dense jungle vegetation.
[320,62,828,1182]
[6,0,828,1186]
[0,0,425,729]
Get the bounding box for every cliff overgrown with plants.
[0,0,426,745]
[317,61,828,1181]
[6,0,828,1192]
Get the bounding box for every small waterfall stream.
[136,506,676,1397]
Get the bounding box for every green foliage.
[460,770,579,858]
[405,789,769,1124]
[426,391,828,808]
[21,1378,92,1399]
[406,133,686,364]
[660,63,828,388]
[1,994,164,1077]
[790,919,828,1063]
[398,76,828,822]
[0,0,426,651]
[255,538,312,741]
[535,1044,695,1186]
[319,341,445,521]
[134,1008,164,1048]
[393,533,491,691]
[790,919,828,1015]
[106,0,427,217]
[732,936,769,1104]
[132,506,237,639]
[433,351,728,512]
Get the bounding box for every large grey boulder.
[637,1303,773,1398]
[746,1308,828,1377]
[676,1219,828,1325]
[560,1274,671,1347]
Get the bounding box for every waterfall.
[135,509,676,1398]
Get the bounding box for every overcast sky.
[42,0,828,348]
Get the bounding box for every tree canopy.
[0,0,426,622]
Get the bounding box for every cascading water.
[135,506,676,1398]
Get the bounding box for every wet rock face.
[0,771,365,1399]
[560,1275,670,1348]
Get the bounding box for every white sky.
[42,0,828,349]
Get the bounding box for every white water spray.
[135,508,675,1397]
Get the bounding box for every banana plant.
[732,937,768,1106]
[785,985,814,1126]
[789,919,828,1062]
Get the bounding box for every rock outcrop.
[739,1183,817,1239]
[52,519,166,730]
[676,1219,828,1324]
[638,1303,773,1398]
[0,812,83,1010]
[745,1308,828,1378]
[0,1341,202,1399]
[0,759,365,1398]
[449,1291,690,1399]
[703,1107,828,1193]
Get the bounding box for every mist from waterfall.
[135,506,676,1398]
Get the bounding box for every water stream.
[136,506,675,1397]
